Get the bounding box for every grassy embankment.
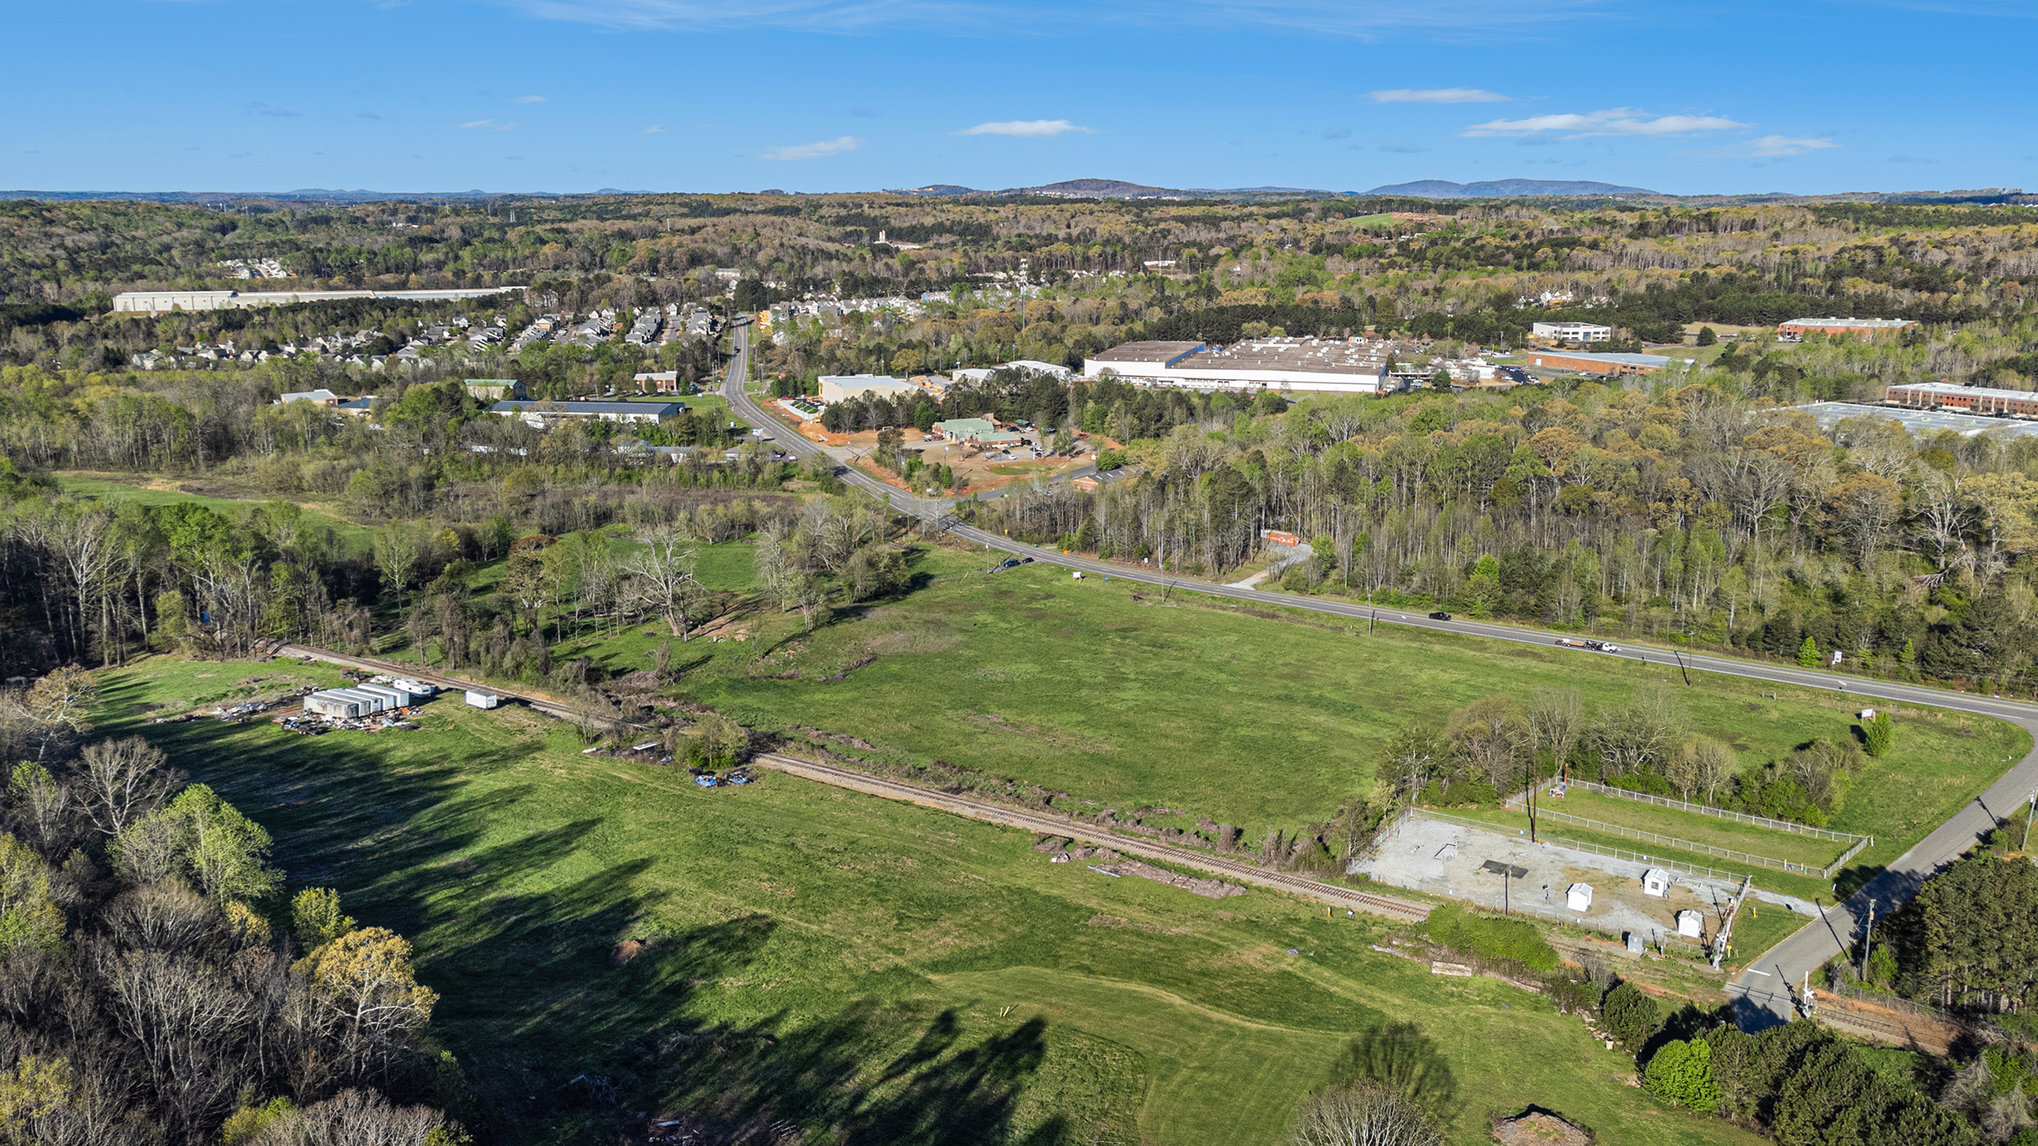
[94,656,1761,1146]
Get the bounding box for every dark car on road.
[1428,611,1452,621]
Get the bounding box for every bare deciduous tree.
[75,736,184,838]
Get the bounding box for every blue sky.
[4,0,2033,196]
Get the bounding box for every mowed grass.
[638,559,2028,861]
[57,471,375,551]
[1531,789,1850,870]
[92,655,1762,1146]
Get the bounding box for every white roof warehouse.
[490,400,682,429]
[1083,337,1397,395]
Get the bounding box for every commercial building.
[930,418,1025,449]
[278,388,342,406]
[489,400,682,429]
[632,370,682,394]
[1886,381,2038,417]
[1779,317,1915,341]
[818,374,920,404]
[463,378,526,401]
[1084,337,1395,395]
[112,286,521,313]
[1530,321,1613,343]
[1522,350,1675,377]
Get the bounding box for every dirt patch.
[1106,859,1245,899]
[612,938,646,965]
[1492,1107,1593,1145]
[963,711,1113,754]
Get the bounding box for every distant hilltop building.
[112,286,522,313]
[1778,317,1916,341]
[1530,321,1612,343]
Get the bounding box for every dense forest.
[0,678,459,1144]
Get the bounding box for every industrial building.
[1521,350,1675,377]
[111,286,522,313]
[1083,337,1395,395]
[1779,317,1915,341]
[818,374,920,404]
[1886,381,2038,417]
[489,400,682,429]
[1530,321,1613,343]
[302,682,422,719]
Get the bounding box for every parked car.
[1428,611,1452,621]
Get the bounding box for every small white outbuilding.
[464,690,501,710]
[1676,909,1705,938]
[1641,868,1672,897]
[1566,883,1594,912]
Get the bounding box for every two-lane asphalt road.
[722,321,2038,1027]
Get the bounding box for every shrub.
[1862,711,1894,757]
[1421,905,1558,972]
[1599,982,1662,1053]
[1642,1038,1721,1112]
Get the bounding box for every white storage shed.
[1641,868,1672,898]
[465,690,501,710]
[1676,909,1705,938]
[1565,883,1594,912]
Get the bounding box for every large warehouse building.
[112,286,522,313]
[1083,337,1395,394]
[1886,381,2038,417]
[1778,317,1916,341]
[818,374,919,404]
[490,400,681,429]
[1522,350,1675,377]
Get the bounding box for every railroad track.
[754,752,1431,923]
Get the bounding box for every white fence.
[1540,779,1871,844]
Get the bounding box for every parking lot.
[1356,813,1816,948]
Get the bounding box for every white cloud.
[1741,134,1838,157]
[760,135,863,161]
[460,119,518,131]
[514,94,547,103]
[641,124,667,134]
[955,119,1094,137]
[1370,87,1508,103]
[1463,108,1746,138]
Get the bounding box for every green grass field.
[590,555,2030,870]
[1530,789,1849,870]
[56,472,374,551]
[93,655,1761,1146]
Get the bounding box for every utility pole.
[1018,258,1029,335]
[2024,789,2037,851]
[1858,899,1877,980]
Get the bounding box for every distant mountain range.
[1361,178,1658,198]
[894,177,1660,200]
